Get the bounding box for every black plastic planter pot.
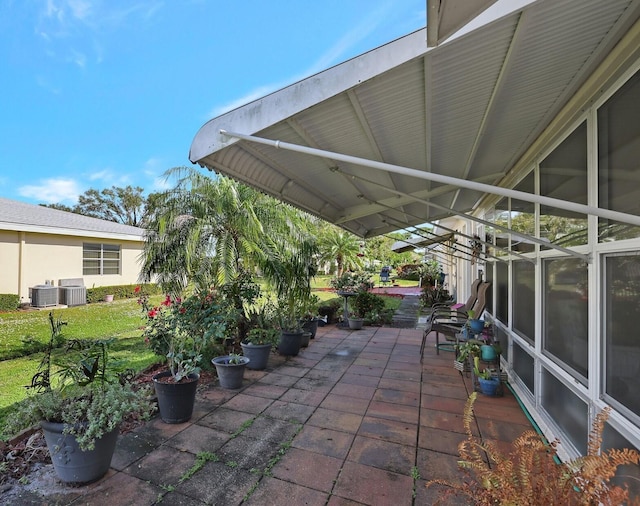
[41,420,119,484]
[301,318,319,338]
[212,356,249,389]
[153,371,199,424]
[240,342,271,370]
[279,330,303,356]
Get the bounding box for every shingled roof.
[0,197,144,240]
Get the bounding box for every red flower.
[134,286,141,294]
[161,295,171,306]
[179,307,186,314]
[148,309,158,318]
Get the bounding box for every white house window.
[512,260,535,343]
[540,121,588,248]
[83,243,120,275]
[603,252,640,421]
[541,368,589,455]
[598,69,640,241]
[542,257,588,380]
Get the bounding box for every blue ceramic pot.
[478,376,500,396]
[469,319,484,334]
[480,344,497,361]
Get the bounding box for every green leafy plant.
[227,353,244,365]
[427,392,640,505]
[139,288,228,382]
[351,290,385,319]
[4,316,154,451]
[243,301,279,347]
[473,356,493,380]
[457,339,481,363]
[330,271,372,293]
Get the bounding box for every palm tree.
[318,225,364,277]
[140,167,315,295]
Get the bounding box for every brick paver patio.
[10,324,534,505]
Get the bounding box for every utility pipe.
[220,130,640,229]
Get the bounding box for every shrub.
[0,294,19,311]
[352,291,385,319]
[330,272,373,293]
[396,264,422,281]
[86,283,160,304]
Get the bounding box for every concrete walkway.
[11,324,534,505]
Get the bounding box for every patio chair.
[421,281,491,360]
[424,277,482,323]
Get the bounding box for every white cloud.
[142,158,177,191]
[209,85,279,118]
[87,168,113,181]
[85,167,133,187]
[18,177,81,203]
[35,0,164,69]
[307,2,393,74]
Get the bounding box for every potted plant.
[474,356,500,396]
[5,326,154,484]
[211,353,250,389]
[350,290,385,329]
[140,290,227,423]
[299,294,321,339]
[241,302,279,370]
[259,237,318,356]
[454,339,481,372]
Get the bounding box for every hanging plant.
[470,235,483,264]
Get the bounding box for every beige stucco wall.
[0,230,20,295]
[0,230,143,303]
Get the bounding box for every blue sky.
[0,0,426,206]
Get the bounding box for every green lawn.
[0,298,159,431]
[0,278,410,435]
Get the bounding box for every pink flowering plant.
[139,287,229,382]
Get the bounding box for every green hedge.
[0,294,20,311]
[86,283,160,304]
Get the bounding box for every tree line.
[41,168,418,291]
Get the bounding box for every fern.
[427,392,640,505]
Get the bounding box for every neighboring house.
[0,197,145,303]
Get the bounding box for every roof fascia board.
[190,29,431,161]
[428,0,501,47]
[441,0,538,45]
[0,222,143,242]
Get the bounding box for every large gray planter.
[240,342,271,370]
[153,371,199,424]
[41,420,119,484]
[279,330,303,356]
[212,355,249,389]
[348,317,364,330]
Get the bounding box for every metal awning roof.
[427,0,498,46]
[391,233,454,253]
[190,0,640,240]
